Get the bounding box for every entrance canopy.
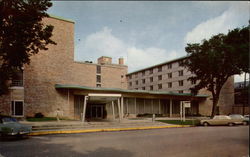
[88,93,121,104]
[55,84,208,100]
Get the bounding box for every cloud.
[184,2,249,44]
[76,27,178,72]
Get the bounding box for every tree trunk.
[211,97,219,118]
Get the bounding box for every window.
[142,87,145,90]
[96,75,101,83]
[134,73,138,78]
[11,71,23,87]
[149,69,153,74]
[121,75,124,78]
[129,75,132,79]
[150,77,153,82]
[142,79,145,84]
[178,60,183,66]
[96,65,101,74]
[136,80,138,85]
[168,73,172,79]
[191,80,196,85]
[179,70,183,76]
[158,75,162,81]
[179,90,183,93]
[142,71,145,76]
[129,82,132,86]
[167,64,172,69]
[179,80,183,86]
[168,82,172,88]
[150,85,153,90]
[135,88,138,90]
[158,66,162,72]
[11,101,23,116]
[158,84,162,89]
[96,84,101,87]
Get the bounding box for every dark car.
[0,116,32,137]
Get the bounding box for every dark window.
[158,84,162,89]
[142,71,145,76]
[134,73,138,78]
[11,71,23,87]
[179,90,183,93]
[149,69,153,74]
[129,82,132,86]
[179,70,183,76]
[96,75,101,83]
[142,87,145,90]
[178,60,183,66]
[142,79,145,84]
[136,80,138,85]
[158,67,162,72]
[135,88,138,90]
[11,101,23,116]
[168,73,172,78]
[167,64,172,69]
[179,80,183,86]
[168,82,172,88]
[158,75,162,81]
[150,86,153,90]
[121,75,123,78]
[96,65,101,74]
[150,77,153,82]
[129,75,132,79]
[96,84,101,87]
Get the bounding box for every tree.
[0,0,56,95]
[182,26,249,118]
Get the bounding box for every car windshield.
[2,117,18,123]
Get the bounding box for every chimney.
[98,56,112,64]
[119,58,124,65]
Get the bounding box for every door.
[91,105,104,119]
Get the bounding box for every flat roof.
[55,84,208,98]
[127,55,188,75]
[49,14,75,23]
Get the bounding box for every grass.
[26,117,58,122]
[157,119,200,126]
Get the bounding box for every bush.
[34,112,44,118]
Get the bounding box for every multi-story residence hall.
[0,15,234,121]
[126,57,234,116]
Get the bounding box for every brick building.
[0,15,234,120]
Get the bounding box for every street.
[0,126,249,157]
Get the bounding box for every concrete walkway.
[19,118,193,136]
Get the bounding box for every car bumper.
[7,131,30,135]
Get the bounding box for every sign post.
[181,101,191,122]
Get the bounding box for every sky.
[47,1,249,82]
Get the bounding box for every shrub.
[34,112,44,118]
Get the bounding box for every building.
[0,15,234,120]
[126,57,234,116]
[233,81,249,115]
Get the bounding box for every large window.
[149,69,153,74]
[96,75,101,83]
[96,65,101,74]
[158,75,162,81]
[11,101,23,116]
[150,77,153,82]
[168,73,172,79]
[158,66,162,72]
[168,82,172,88]
[179,70,183,76]
[167,64,172,69]
[141,71,145,76]
[11,71,23,87]
[150,85,153,90]
[179,80,184,86]
[136,80,138,85]
[142,79,145,84]
[158,84,162,89]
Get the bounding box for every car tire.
[203,122,209,126]
[243,121,247,125]
[228,123,234,126]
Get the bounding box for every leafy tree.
[0,0,56,95]
[182,26,249,117]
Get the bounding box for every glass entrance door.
[91,105,103,119]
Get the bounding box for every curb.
[28,125,192,136]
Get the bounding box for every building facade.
[126,57,235,116]
[0,15,234,120]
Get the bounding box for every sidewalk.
[20,118,192,136]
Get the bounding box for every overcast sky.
[47,1,249,82]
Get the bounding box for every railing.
[10,80,23,87]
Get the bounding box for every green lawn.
[157,119,200,126]
[26,117,58,122]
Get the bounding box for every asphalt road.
[0,126,249,157]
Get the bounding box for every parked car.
[243,115,249,125]
[0,115,32,137]
[200,115,243,126]
[229,114,247,125]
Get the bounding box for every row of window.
[134,85,185,93]
[129,60,184,79]
[130,79,196,87]
[129,70,184,80]
[96,65,101,87]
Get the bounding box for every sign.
[182,101,191,108]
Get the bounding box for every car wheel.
[243,121,247,125]
[228,123,234,126]
[203,122,209,126]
